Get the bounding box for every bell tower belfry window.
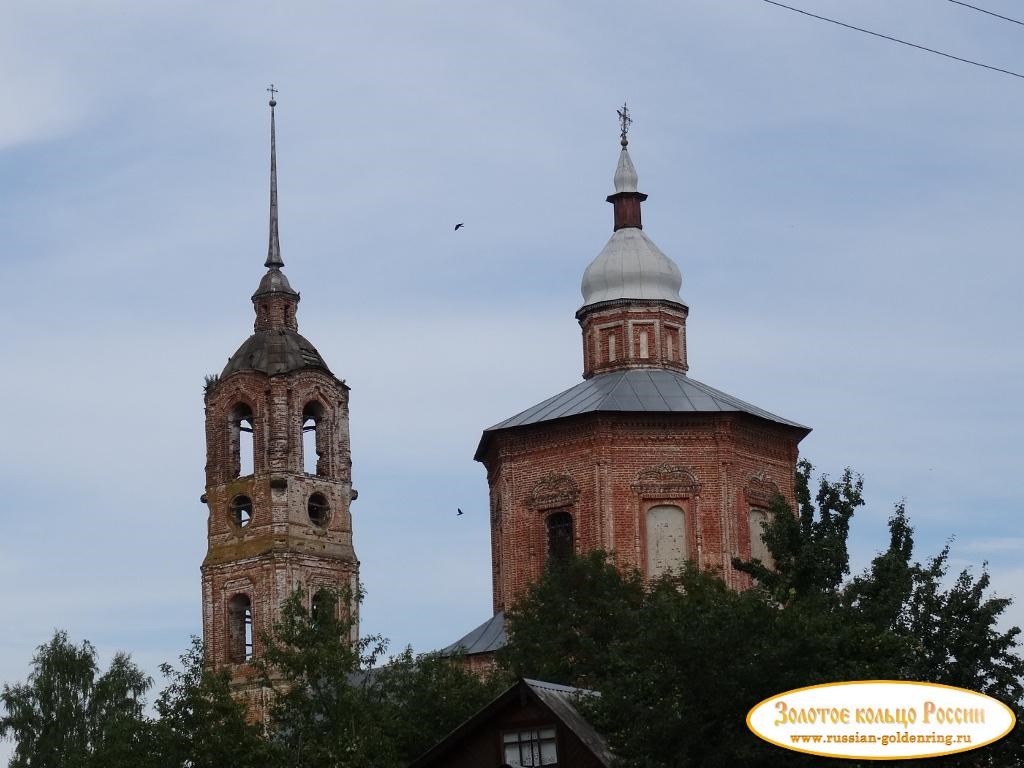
[200,91,359,718]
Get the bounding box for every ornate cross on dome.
[617,102,632,147]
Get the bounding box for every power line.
[947,0,1024,28]
[762,0,1024,81]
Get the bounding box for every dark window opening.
[302,401,327,476]
[229,495,253,528]
[546,511,574,564]
[227,594,254,663]
[311,589,335,624]
[307,493,331,528]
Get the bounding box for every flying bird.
[457,508,464,516]
[454,222,465,231]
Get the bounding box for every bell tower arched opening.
[302,400,327,476]
[228,403,255,478]
[227,593,254,663]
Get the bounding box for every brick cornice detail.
[744,471,781,507]
[575,298,688,320]
[527,473,580,510]
[632,463,701,499]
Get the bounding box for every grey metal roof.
[221,329,331,378]
[525,679,613,767]
[476,368,808,458]
[440,611,506,657]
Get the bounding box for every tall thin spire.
[252,84,297,317]
[265,84,283,269]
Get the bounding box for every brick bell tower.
[474,107,811,615]
[200,93,358,715]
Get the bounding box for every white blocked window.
[645,504,687,579]
[639,330,649,358]
[749,508,773,566]
[608,334,617,362]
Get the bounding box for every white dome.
[613,147,638,192]
[581,227,684,307]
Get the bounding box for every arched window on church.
[311,589,335,625]
[227,593,254,663]
[229,403,255,478]
[302,401,327,476]
[546,511,574,564]
[748,508,773,567]
[645,504,687,579]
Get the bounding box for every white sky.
[2,1,1023,757]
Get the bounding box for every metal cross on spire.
[617,102,632,147]
[267,83,278,106]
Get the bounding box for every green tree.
[499,550,646,688]
[595,567,790,767]
[502,464,1024,767]
[0,631,151,768]
[368,647,507,763]
[148,637,271,768]
[736,459,863,606]
[258,586,506,767]
[257,586,391,768]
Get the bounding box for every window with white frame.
[748,508,773,567]
[502,727,557,767]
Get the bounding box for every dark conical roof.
[253,267,297,298]
[221,329,331,378]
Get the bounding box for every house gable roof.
[407,678,612,768]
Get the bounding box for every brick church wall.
[482,412,802,613]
